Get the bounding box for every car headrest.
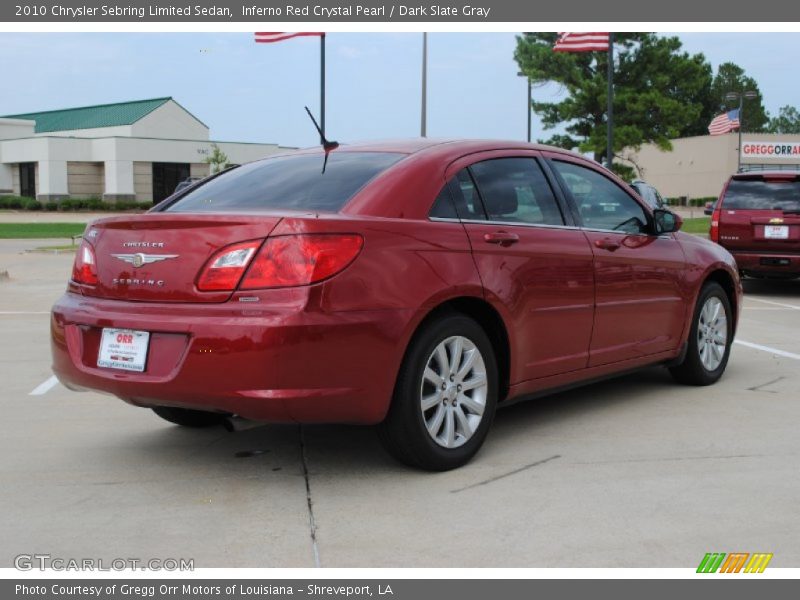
[487,185,518,216]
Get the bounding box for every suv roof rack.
[738,164,800,173]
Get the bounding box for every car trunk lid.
[83,214,284,302]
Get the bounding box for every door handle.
[484,231,520,245]
[594,238,621,251]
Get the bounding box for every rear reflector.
[240,234,363,289]
[71,241,98,285]
[196,240,261,291]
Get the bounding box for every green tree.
[767,105,800,134]
[204,143,230,175]
[709,62,769,132]
[514,33,713,170]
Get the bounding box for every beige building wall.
[191,163,210,179]
[133,161,152,203]
[623,133,800,199]
[67,162,104,198]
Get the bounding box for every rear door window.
[722,178,800,211]
[468,158,565,226]
[165,152,404,213]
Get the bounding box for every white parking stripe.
[29,375,59,396]
[747,297,800,310]
[735,340,800,361]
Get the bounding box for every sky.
[1,32,799,148]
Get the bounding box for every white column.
[0,163,13,194]
[103,160,135,202]
[37,160,69,201]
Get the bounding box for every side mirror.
[653,209,682,234]
[703,202,714,216]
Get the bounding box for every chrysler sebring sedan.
[51,140,741,470]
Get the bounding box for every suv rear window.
[722,178,800,211]
[165,152,404,213]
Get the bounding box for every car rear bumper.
[730,250,800,276]
[50,291,412,424]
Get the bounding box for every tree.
[709,62,769,132]
[204,143,230,175]
[767,105,800,134]
[514,33,713,170]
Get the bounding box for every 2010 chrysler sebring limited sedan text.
[51,140,742,470]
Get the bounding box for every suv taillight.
[71,241,98,285]
[710,207,721,243]
[240,234,363,289]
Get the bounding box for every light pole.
[725,90,758,172]
[421,32,427,138]
[517,71,532,143]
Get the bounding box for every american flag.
[708,109,741,135]
[254,32,324,43]
[553,32,610,52]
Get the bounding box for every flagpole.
[319,33,326,144]
[421,32,428,138]
[607,33,614,170]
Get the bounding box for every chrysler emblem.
[111,253,179,268]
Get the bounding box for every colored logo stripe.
[697,552,773,573]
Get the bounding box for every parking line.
[747,297,800,311]
[29,375,59,396]
[735,339,800,361]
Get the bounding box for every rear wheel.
[669,282,733,386]
[378,312,498,471]
[151,406,228,428]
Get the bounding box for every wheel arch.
[403,296,512,403]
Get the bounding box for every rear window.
[722,178,800,211]
[164,152,404,213]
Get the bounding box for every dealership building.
[623,133,800,200]
[0,97,289,204]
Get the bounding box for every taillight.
[240,234,363,289]
[710,208,721,243]
[196,240,261,291]
[71,241,98,285]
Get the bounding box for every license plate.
[97,328,150,372]
[764,225,789,239]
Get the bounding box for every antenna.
[304,106,338,152]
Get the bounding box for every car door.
[547,154,687,367]
[440,152,595,382]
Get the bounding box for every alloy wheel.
[697,296,728,371]
[420,336,488,448]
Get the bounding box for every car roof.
[261,138,587,163]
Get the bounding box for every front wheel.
[378,312,498,471]
[669,282,733,386]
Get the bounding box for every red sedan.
[51,140,742,470]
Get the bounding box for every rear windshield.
[722,178,800,211]
[164,152,404,213]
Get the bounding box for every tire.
[151,406,228,428]
[669,282,733,386]
[378,312,498,471]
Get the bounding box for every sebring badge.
[111,253,179,268]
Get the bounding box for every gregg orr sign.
[742,141,800,160]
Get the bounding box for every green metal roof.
[2,97,174,133]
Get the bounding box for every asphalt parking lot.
[1,237,799,569]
